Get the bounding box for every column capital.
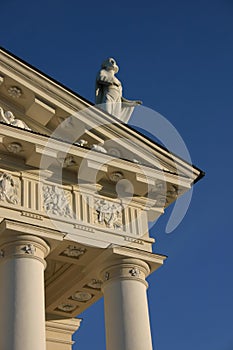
[99,258,150,288]
[0,235,50,268]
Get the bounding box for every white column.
[0,235,50,350]
[100,258,153,350]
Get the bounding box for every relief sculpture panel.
[43,184,72,218]
[0,172,18,204]
[95,199,123,229]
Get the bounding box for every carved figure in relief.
[95,58,142,123]
[0,172,18,204]
[43,185,72,218]
[95,199,122,229]
[0,107,31,130]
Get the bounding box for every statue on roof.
[95,58,142,123]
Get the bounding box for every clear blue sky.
[2,1,233,349]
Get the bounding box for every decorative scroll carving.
[43,185,72,218]
[60,245,86,259]
[95,199,123,229]
[0,106,31,130]
[0,172,18,204]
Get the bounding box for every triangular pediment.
[0,47,204,216]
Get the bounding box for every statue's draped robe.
[95,69,134,123]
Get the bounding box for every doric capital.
[99,258,150,288]
[0,235,50,268]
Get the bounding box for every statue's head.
[101,58,119,73]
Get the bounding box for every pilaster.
[46,318,82,350]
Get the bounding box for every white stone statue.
[0,107,31,130]
[95,58,142,123]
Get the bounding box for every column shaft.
[0,235,49,350]
[101,259,153,350]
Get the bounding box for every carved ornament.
[57,303,77,313]
[0,172,18,204]
[43,185,72,218]
[129,267,140,277]
[7,86,22,98]
[22,244,36,255]
[60,245,86,259]
[7,142,23,154]
[71,291,92,302]
[86,279,103,290]
[95,199,123,229]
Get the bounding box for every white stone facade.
[0,48,203,350]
